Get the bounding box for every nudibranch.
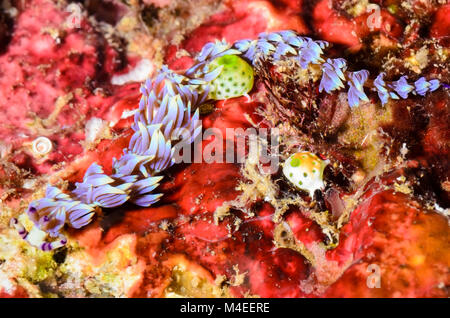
[282,152,329,197]
[13,30,444,251]
[207,55,254,100]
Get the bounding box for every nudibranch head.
[282,151,329,197]
[207,54,254,100]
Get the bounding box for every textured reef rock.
[0,0,449,298]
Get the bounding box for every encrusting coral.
[11,30,443,251]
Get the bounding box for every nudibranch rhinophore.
[282,151,329,197]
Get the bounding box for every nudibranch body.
[282,152,329,197]
[207,55,254,100]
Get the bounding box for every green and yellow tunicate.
[208,55,254,100]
